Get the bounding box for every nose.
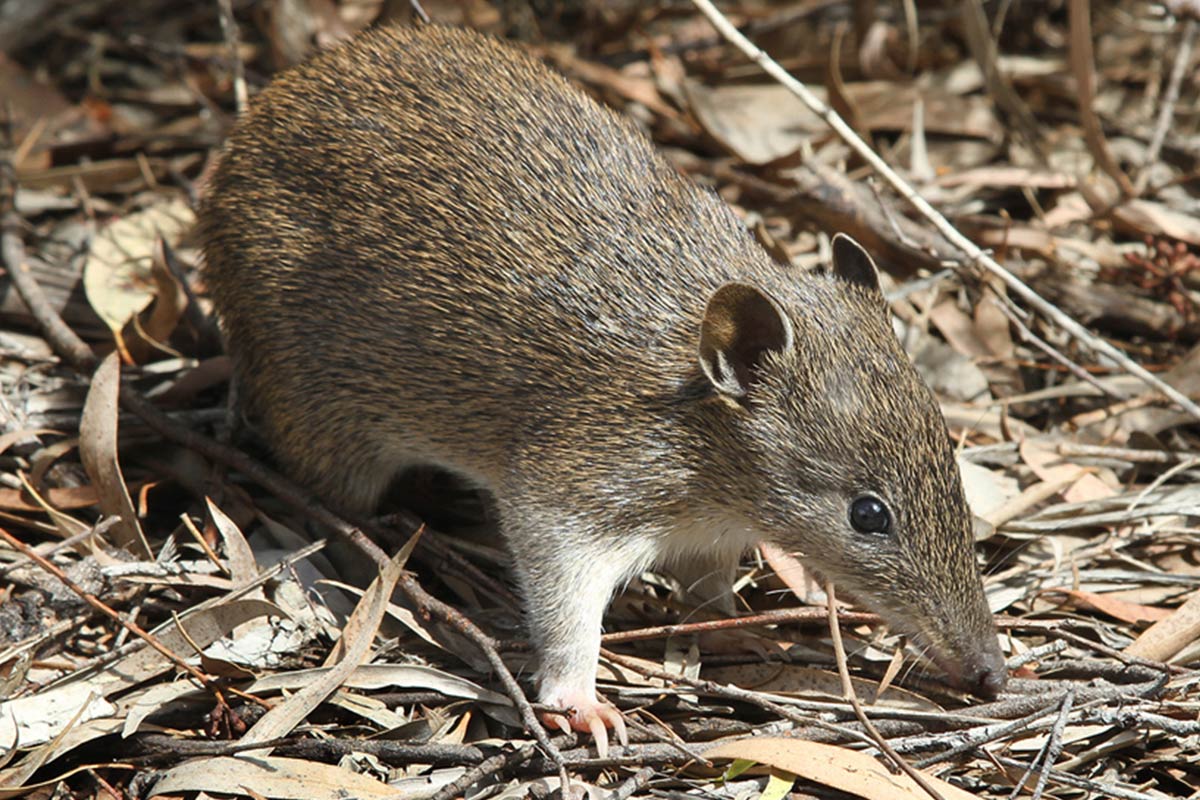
[961,648,1007,699]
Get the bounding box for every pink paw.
[540,688,628,757]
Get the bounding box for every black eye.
[849,495,891,534]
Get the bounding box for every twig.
[601,607,877,644]
[960,0,1045,161]
[117,388,567,772]
[130,733,354,763]
[993,754,1165,800]
[1137,16,1198,192]
[426,743,537,800]
[688,0,1200,421]
[1004,640,1069,672]
[1067,0,1135,197]
[600,648,878,750]
[1005,689,1073,800]
[0,224,96,373]
[409,0,431,24]
[0,526,222,697]
[1030,689,1074,800]
[1001,618,1182,677]
[26,540,317,691]
[909,693,1080,768]
[606,766,655,800]
[993,297,1124,401]
[825,582,945,800]
[1057,442,1200,464]
[393,572,568,777]
[215,0,248,114]
[0,517,118,578]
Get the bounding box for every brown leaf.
[240,532,418,750]
[1019,441,1116,504]
[79,353,150,556]
[1040,587,1173,624]
[684,81,998,165]
[704,737,977,800]
[120,238,189,364]
[1126,590,1200,662]
[1112,199,1200,246]
[0,484,102,512]
[148,756,395,799]
[82,196,194,340]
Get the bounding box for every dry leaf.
[959,458,1021,521]
[1113,199,1200,245]
[1020,441,1116,504]
[120,238,189,364]
[1125,590,1200,662]
[1041,587,1172,624]
[148,756,396,799]
[685,81,999,164]
[207,497,259,585]
[703,663,939,711]
[240,534,416,749]
[759,542,819,604]
[79,352,149,556]
[82,195,194,337]
[0,484,101,512]
[704,737,977,800]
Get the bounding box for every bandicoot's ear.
[698,282,794,398]
[831,233,881,293]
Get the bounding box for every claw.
[611,711,629,748]
[588,715,609,758]
[546,712,572,736]
[539,688,626,756]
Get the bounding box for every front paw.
[539,686,628,758]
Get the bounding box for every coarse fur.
[201,24,1005,730]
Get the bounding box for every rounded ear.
[698,282,794,398]
[831,233,881,293]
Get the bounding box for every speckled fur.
[201,24,1004,706]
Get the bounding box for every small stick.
[409,0,431,24]
[993,297,1123,401]
[1066,0,1135,197]
[600,648,879,750]
[910,693,1078,768]
[0,526,222,698]
[825,582,945,800]
[1067,393,1160,429]
[427,743,538,800]
[1028,689,1074,800]
[992,754,1163,800]
[606,765,655,800]
[994,618,1181,675]
[601,607,878,644]
[118,389,567,771]
[1057,442,1200,464]
[0,517,118,578]
[1137,16,1198,192]
[688,0,1200,421]
[215,0,248,114]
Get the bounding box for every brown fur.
[201,24,1005,711]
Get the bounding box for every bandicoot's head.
[692,235,1005,698]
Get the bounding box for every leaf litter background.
[1,1,1199,798]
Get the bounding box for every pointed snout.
[957,646,1007,699]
